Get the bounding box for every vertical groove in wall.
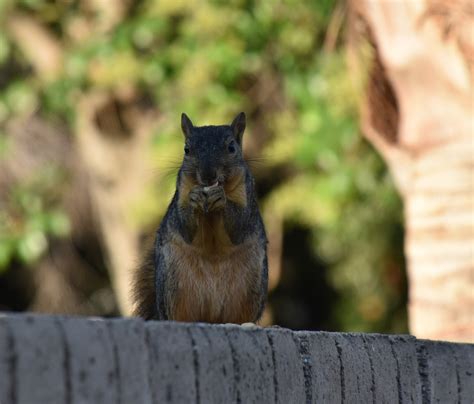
[5,321,17,404]
[362,336,376,404]
[448,345,462,404]
[266,332,279,404]
[415,341,431,404]
[54,319,71,404]
[224,328,241,404]
[334,338,346,404]
[388,337,403,404]
[293,334,313,404]
[106,322,122,404]
[200,327,212,346]
[187,328,201,404]
[145,327,157,404]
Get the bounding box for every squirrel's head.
[180,112,246,186]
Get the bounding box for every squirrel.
[132,112,268,323]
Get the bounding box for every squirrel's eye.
[184,146,190,155]
[228,141,236,154]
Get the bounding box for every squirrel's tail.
[131,245,157,320]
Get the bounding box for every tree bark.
[354,0,473,342]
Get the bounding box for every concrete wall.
[0,313,472,403]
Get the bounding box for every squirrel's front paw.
[189,186,207,212]
[203,186,226,213]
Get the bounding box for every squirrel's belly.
[164,235,264,323]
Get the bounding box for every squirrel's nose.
[201,177,218,187]
[198,166,217,187]
[198,170,218,186]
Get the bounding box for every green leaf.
[17,230,47,263]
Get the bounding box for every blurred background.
[0,0,471,341]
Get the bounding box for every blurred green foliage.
[0,165,70,270]
[0,0,406,332]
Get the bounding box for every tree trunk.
[353,0,473,342]
[76,90,156,316]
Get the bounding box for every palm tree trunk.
[354,0,473,342]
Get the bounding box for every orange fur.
[224,170,247,207]
[192,213,233,256]
[163,231,263,323]
[169,170,257,322]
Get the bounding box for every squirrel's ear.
[231,112,246,145]
[181,113,193,138]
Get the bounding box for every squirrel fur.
[132,112,268,323]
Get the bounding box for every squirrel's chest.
[162,234,264,323]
